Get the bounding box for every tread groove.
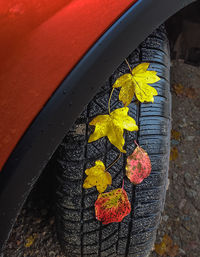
[80,104,90,257]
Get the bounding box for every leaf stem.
[122,179,124,189]
[125,58,132,73]
[134,140,139,147]
[108,87,114,115]
[106,152,122,171]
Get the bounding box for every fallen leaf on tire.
[173,83,196,98]
[95,188,131,224]
[126,143,151,184]
[113,63,159,106]
[170,147,178,161]
[83,160,112,193]
[154,234,179,257]
[88,107,138,153]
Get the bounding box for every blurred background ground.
[2,2,200,257]
[150,60,200,257]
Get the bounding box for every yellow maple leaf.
[83,160,112,193]
[113,63,160,106]
[88,107,138,152]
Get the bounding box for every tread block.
[135,187,164,202]
[83,245,99,255]
[131,214,160,233]
[101,223,118,240]
[105,149,124,170]
[84,192,99,208]
[56,161,84,180]
[83,208,96,221]
[148,63,170,81]
[133,201,161,218]
[61,246,81,257]
[61,179,82,196]
[149,154,169,172]
[61,232,81,246]
[101,247,116,257]
[128,48,140,63]
[89,100,106,117]
[83,231,99,245]
[141,37,168,53]
[138,136,170,155]
[141,48,170,67]
[129,229,156,245]
[140,102,170,119]
[119,211,160,236]
[117,238,127,255]
[153,79,170,96]
[57,205,81,221]
[59,219,81,232]
[56,193,82,209]
[150,28,167,41]
[135,172,166,190]
[87,137,107,159]
[83,220,100,233]
[139,116,170,137]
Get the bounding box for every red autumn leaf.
[126,142,151,184]
[95,188,131,224]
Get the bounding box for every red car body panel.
[0,0,137,170]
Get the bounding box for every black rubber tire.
[54,25,171,257]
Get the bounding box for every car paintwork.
[0,0,137,170]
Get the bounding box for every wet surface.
[2,60,200,257]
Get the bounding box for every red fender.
[0,0,137,170]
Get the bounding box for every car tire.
[54,25,171,257]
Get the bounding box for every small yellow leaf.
[113,63,159,106]
[155,240,167,255]
[154,234,179,257]
[83,160,112,193]
[171,129,181,140]
[88,107,138,153]
[25,235,35,248]
[173,83,196,98]
[173,83,184,96]
[170,147,178,161]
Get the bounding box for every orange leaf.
[173,83,196,98]
[95,188,131,224]
[170,147,178,161]
[126,142,151,184]
[171,129,181,141]
[155,234,179,257]
[173,83,184,96]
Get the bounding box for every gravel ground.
[150,60,200,257]
[2,60,200,257]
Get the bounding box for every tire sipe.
[54,25,171,257]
